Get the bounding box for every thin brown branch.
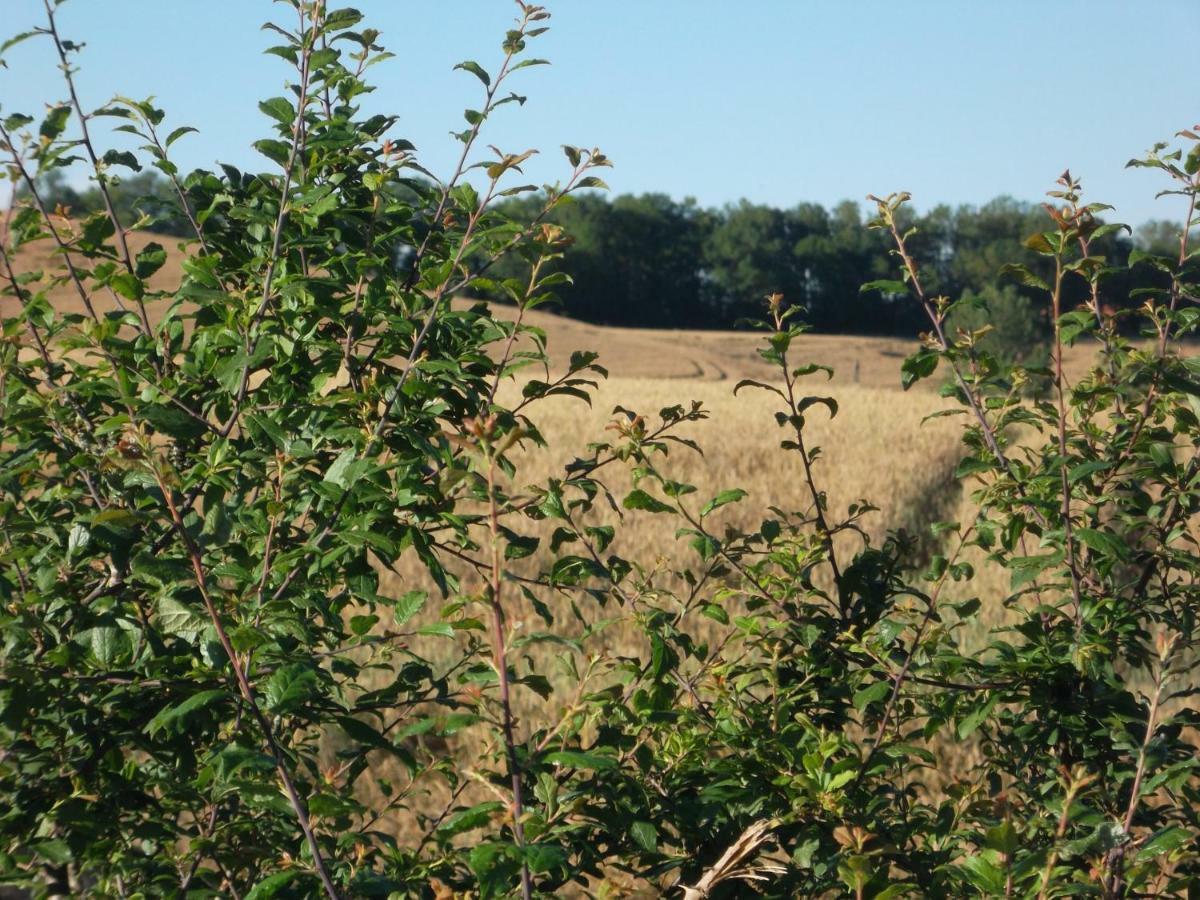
[42,0,154,341]
[483,438,533,900]
[1049,254,1086,628]
[221,4,320,437]
[861,530,970,772]
[868,196,1050,532]
[152,467,341,900]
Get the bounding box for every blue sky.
[2,1,1196,227]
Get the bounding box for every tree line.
[491,189,1180,335]
[24,169,1177,337]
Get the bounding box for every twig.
[1047,252,1086,628]
[220,3,320,438]
[482,432,534,900]
[861,529,971,772]
[42,0,155,343]
[152,465,341,900]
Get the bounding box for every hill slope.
[2,229,928,389]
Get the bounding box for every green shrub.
[946,283,1049,367]
[2,4,1198,898]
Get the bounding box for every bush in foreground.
[1,4,1198,897]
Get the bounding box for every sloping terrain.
[3,228,925,389]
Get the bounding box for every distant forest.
[492,192,1179,335]
[24,169,1179,336]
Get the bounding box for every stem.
[773,313,844,608]
[0,239,107,508]
[153,470,341,900]
[1158,187,1196,358]
[483,444,533,900]
[486,257,545,406]
[1,126,210,435]
[399,7,531,293]
[2,126,103,326]
[861,531,970,771]
[1049,255,1085,628]
[1074,224,1123,418]
[1104,651,1169,896]
[1037,776,1081,900]
[268,160,592,607]
[42,0,155,343]
[139,116,225,289]
[221,3,320,437]
[869,198,1050,531]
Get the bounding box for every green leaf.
[0,31,39,62]
[258,96,295,124]
[1068,460,1111,483]
[1023,231,1057,255]
[504,532,540,560]
[253,138,291,165]
[3,112,34,130]
[264,664,320,714]
[416,622,454,638]
[323,447,359,488]
[1077,527,1130,562]
[244,871,305,900]
[67,523,90,558]
[145,689,227,738]
[958,855,1006,893]
[335,715,394,752]
[158,596,206,638]
[79,626,132,665]
[101,149,141,171]
[544,750,616,770]
[900,348,939,390]
[860,279,908,295]
[853,680,891,711]
[110,272,144,302]
[141,402,206,440]
[798,395,838,419]
[39,104,70,140]
[323,7,364,30]
[623,489,674,514]
[548,555,604,587]
[983,821,1018,856]
[510,58,550,73]
[438,801,505,837]
[470,842,520,900]
[165,125,198,147]
[524,843,566,874]
[999,262,1050,292]
[629,821,658,853]
[1138,825,1191,860]
[1008,551,1062,589]
[956,693,998,740]
[31,839,72,866]
[135,242,167,278]
[391,591,426,626]
[454,60,490,86]
[700,488,747,518]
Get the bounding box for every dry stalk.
[678,818,786,899]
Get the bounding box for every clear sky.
[2,1,1197,227]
